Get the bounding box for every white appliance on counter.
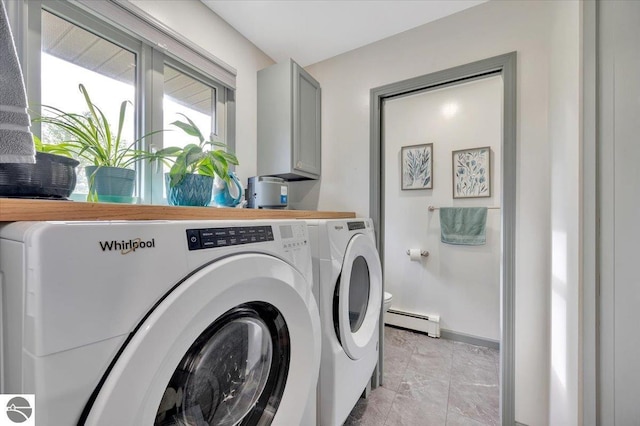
[305,219,382,426]
[0,220,321,426]
[246,176,289,209]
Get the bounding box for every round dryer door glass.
[155,303,290,426]
[348,255,371,333]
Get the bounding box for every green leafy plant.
[153,114,239,188]
[34,84,159,168]
[33,135,75,158]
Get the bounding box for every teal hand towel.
[439,207,488,245]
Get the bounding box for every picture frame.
[401,143,433,190]
[452,146,491,198]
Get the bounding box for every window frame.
[14,0,236,205]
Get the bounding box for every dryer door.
[335,233,382,360]
[81,253,320,426]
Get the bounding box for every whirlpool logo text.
[99,238,156,255]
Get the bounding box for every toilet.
[383,291,393,312]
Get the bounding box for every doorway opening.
[369,52,516,424]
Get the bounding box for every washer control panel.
[186,226,274,250]
[277,223,308,251]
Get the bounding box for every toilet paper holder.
[406,249,429,257]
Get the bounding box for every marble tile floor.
[344,326,500,426]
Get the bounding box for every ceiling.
[201,0,487,67]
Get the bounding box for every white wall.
[129,0,274,182]
[548,1,581,425]
[302,1,583,424]
[383,77,502,341]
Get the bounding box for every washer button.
[186,230,201,250]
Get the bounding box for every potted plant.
[0,136,79,199]
[153,114,239,206]
[34,84,159,203]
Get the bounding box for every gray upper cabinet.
[257,59,321,180]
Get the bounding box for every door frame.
[369,52,517,424]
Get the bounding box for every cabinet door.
[292,63,321,178]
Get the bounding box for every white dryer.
[305,219,382,426]
[0,220,321,426]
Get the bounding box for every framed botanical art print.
[401,143,433,190]
[452,146,491,198]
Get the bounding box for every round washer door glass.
[348,255,370,333]
[155,303,290,426]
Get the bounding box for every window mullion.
[215,86,225,141]
[149,48,166,205]
[225,88,236,171]
[137,43,152,203]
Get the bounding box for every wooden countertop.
[0,198,355,222]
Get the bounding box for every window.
[19,0,236,204]
[41,10,136,197]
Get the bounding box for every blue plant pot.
[165,173,214,207]
[85,166,135,203]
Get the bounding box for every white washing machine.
[305,219,382,426]
[0,220,321,426]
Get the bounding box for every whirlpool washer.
[0,220,320,425]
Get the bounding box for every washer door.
[155,303,288,426]
[335,233,382,360]
[81,253,320,426]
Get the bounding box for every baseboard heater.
[385,309,441,338]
